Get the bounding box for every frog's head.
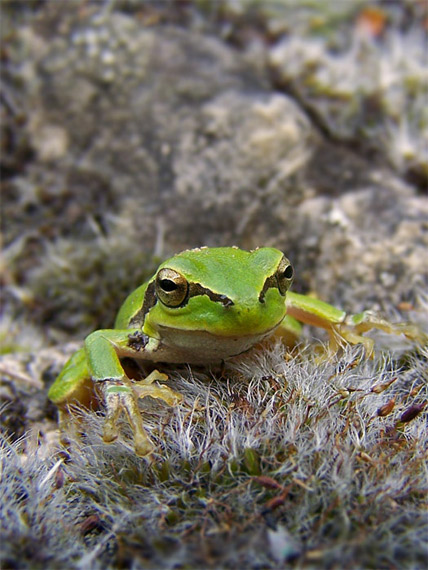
[142,247,293,343]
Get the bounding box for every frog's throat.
[138,321,281,365]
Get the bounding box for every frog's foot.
[100,373,182,456]
[328,326,375,358]
[101,379,154,456]
[132,370,183,406]
[331,311,428,358]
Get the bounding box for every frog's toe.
[396,323,428,345]
[102,380,154,456]
[344,311,428,351]
[331,327,375,358]
[135,384,183,406]
[133,370,183,406]
[103,415,120,444]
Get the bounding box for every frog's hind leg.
[48,347,96,444]
[49,347,95,409]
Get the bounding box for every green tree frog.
[48,247,425,456]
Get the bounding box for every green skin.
[48,246,425,456]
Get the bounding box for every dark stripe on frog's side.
[128,280,234,328]
[189,283,234,308]
[129,280,157,327]
[260,270,289,303]
[258,273,279,303]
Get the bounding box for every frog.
[48,246,426,456]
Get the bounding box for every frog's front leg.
[340,311,428,355]
[283,291,427,356]
[48,330,179,456]
[85,329,182,456]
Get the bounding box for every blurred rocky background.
[2,0,427,345]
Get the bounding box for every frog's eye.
[156,268,189,307]
[276,256,294,295]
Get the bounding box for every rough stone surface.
[2,5,427,340]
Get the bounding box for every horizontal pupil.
[160,279,178,292]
